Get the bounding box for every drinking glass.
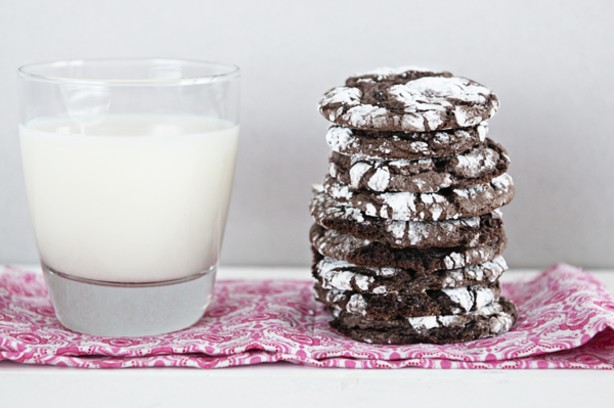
[18,58,240,336]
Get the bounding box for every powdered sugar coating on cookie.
[325,123,488,161]
[319,67,499,132]
[323,173,515,221]
[329,139,509,193]
[310,186,504,249]
[313,256,508,292]
[310,224,505,271]
[405,300,513,331]
[332,297,517,344]
[317,283,501,318]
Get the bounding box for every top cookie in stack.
[309,67,517,345]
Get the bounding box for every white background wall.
[0,0,613,269]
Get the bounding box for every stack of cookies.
[309,67,518,344]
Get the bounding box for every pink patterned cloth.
[0,263,613,369]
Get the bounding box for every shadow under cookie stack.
[309,67,518,344]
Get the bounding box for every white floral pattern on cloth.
[0,263,613,369]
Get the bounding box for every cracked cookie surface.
[331,297,517,344]
[310,224,506,271]
[310,187,504,248]
[319,67,499,132]
[329,138,509,193]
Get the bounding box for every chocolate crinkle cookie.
[314,281,501,319]
[331,298,517,345]
[309,66,516,344]
[312,253,508,293]
[325,123,488,160]
[310,186,504,249]
[319,67,499,132]
[328,138,510,193]
[309,224,506,272]
[323,173,515,222]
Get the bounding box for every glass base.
[42,264,216,337]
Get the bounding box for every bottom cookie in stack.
[332,299,517,345]
[311,249,517,344]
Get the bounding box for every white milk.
[20,115,239,283]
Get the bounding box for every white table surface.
[0,266,612,408]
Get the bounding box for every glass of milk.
[18,59,240,336]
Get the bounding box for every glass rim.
[17,57,240,86]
